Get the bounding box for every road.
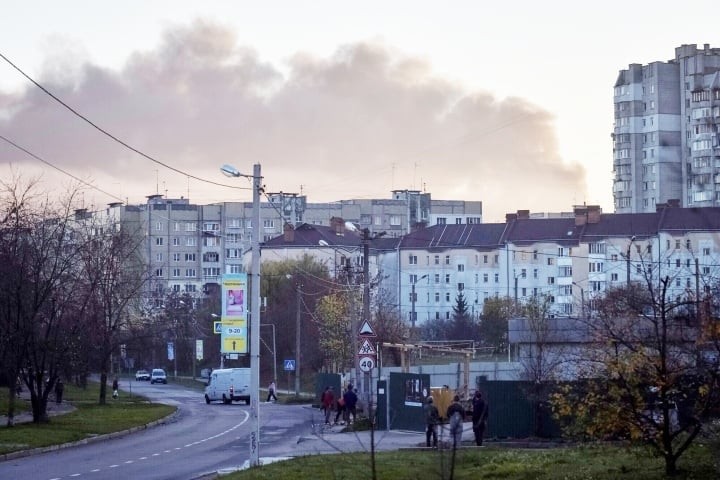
[0,380,319,480]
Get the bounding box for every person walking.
[54,379,64,404]
[472,390,489,446]
[334,391,346,425]
[424,396,439,448]
[343,384,358,425]
[112,377,119,399]
[321,386,335,425]
[446,395,465,449]
[267,381,278,403]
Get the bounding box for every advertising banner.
[221,273,248,354]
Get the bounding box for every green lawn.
[223,444,719,480]
[0,381,175,455]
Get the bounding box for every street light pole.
[220,163,262,468]
[626,235,636,286]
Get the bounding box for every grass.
[0,381,175,455]
[222,444,718,480]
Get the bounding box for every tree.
[0,177,87,423]
[551,276,720,475]
[479,296,513,351]
[75,215,148,404]
[447,292,477,341]
[315,292,352,372]
[516,294,565,437]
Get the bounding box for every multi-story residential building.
[613,43,720,213]
[397,204,720,324]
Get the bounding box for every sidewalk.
[0,390,75,426]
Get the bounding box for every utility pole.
[295,281,301,396]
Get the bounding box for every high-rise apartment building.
[613,44,720,212]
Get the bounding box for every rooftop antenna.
[155,169,159,194]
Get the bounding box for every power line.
[0,51,248,191]
[0,134,125,202]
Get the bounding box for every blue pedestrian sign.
[284,359,296,371]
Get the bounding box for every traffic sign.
[284,359,296,371]
[358,339,376,356]
[358,321,376,337]
[358,356,375,372]
[213,321,222,334]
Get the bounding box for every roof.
[399,223,506,250]
[262,223,400,251]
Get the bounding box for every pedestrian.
[54,379,64,404]
[112,377,119,399]
[424,396,439,448]
[321,386,335,424]
[446,395,465,449]
[343,384,358,425]
[267,381,278,403]
[472,390,489,446]
[334,391,345,425]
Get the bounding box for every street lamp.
[410,274,428,330]
[624,235,636,286]
[221,162,262,468]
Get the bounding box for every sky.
[1,1,718,222]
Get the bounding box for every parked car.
[150,368,168,384]
[135,369,150,381]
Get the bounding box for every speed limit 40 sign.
[358,356,375,373]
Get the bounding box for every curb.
[0,408,180,463]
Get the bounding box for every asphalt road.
[0,380,318,480]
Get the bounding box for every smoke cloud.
[0,20,586,221]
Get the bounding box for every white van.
[204,368,251,405]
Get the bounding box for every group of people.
[425,390,489,448]
[320,384,358,426]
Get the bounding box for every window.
[589,243,605,254]
[172,284,180,293]
[184,284,197,293]
[172,268,180,277]
[533,269,538,279]
[186,268,196,277]
[228,218,241,228]
[434,274,440,284]
[434,292,440,303]
[172,253,181,262]
[389,215,402,226]
[703,266,710,275]
[155,237,164,246]
[174,222,180,231]
[203,237,218,247]
[611,273,618,281]
[155,269,163,277]
[547,277,555,285]
[611,254,618,262]
[226,249,241,258]
[445,292,451,302]
[445,255,450,265]
[457,264,465,272]
[227,265,243,274]
[226,233,241,243]
[184,253,196,262]
[483,273,489,283]
[204,222,219,231]
[203,267,221,277]
[445,274,451,284]
[589,262,603,273]
[410,274,418,284]
[434,255,440,265]
[547,257,554,266]
[409,255,418,265]
[703,247,711,256]
[458,283,464,291]
[156,253,163,261]
[187,237,197,247]
[494,273,499,283]
[263,219,274,228]
[559,266,572,276]
[686,239,691,250]
[521,269,527,278]
[186,222,196,232]
[455,218,462,225]
[173,237,180,246]
[533,250,538,260]
[156,221,163,231]
[483,255,488,264]
[436,217,446,225]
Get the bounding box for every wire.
[0,52,248,191]
[0,133,125,202]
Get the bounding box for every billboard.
[221,273,248,354]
